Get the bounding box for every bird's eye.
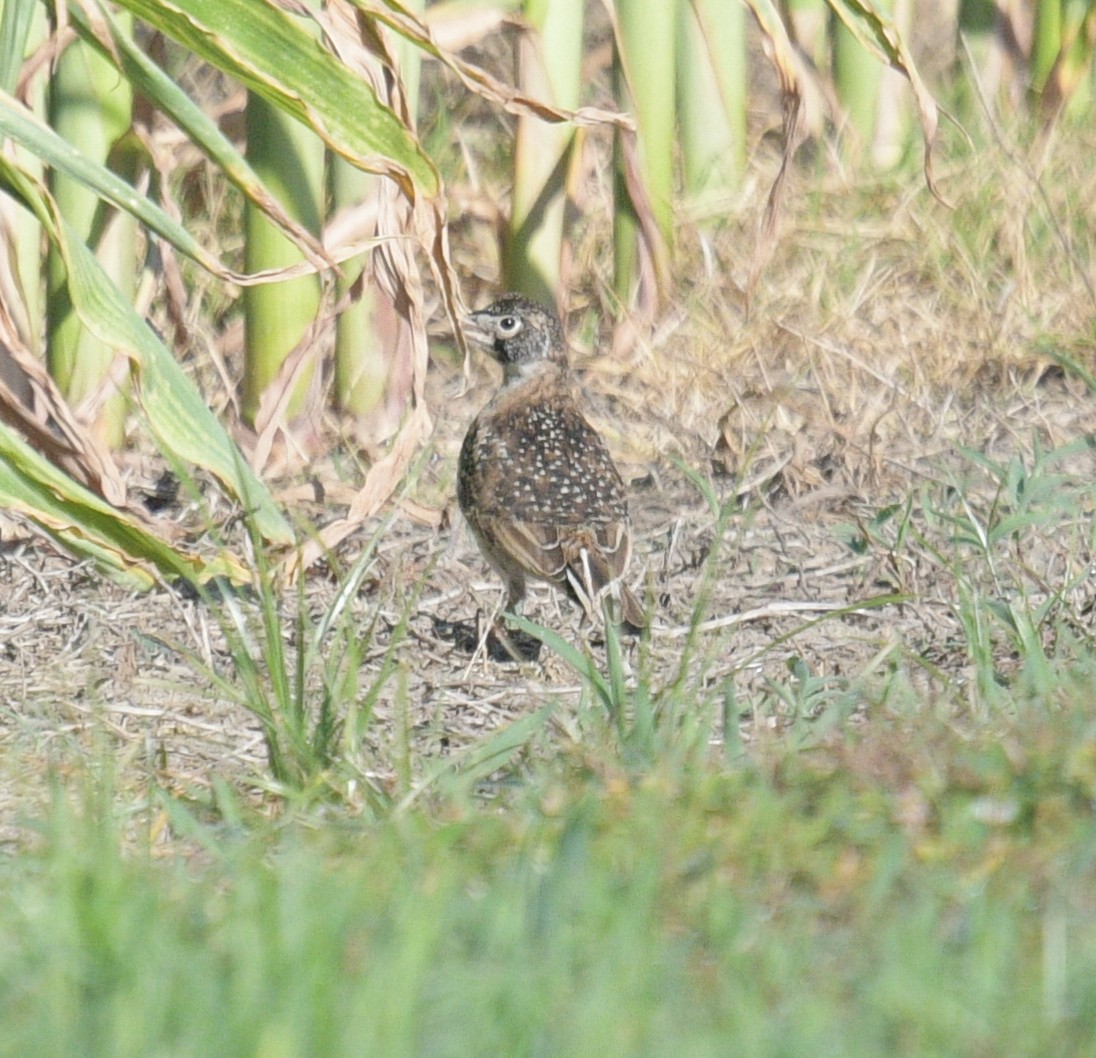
[496,316,522,338]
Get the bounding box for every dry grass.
[3,79,1096,844]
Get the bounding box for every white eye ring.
[496,316,522,338]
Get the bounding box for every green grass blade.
[734,592,912,674]
[508,613,613,709]
[601,600,629,736]
[407,705,554,806]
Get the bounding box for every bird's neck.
[501,358,567,390]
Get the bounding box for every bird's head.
[463,294,567,382]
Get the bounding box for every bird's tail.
[616,582,647,634]
[562,539,646,633]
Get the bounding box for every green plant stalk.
[678,0,747,195]
[394,0,425,120]
[1051,0,1096,115]
[833,0,885,162]
[1,0,44,355]
[332,160,384,419]
[830,0,912,169]
[611,120,639,308]
[504,0,583,303]
[242,92,324,426]
[955,0,1000,113]
[873,0,911,168]
[1032,0,1063,94]
[613,0,676,305]
[332,1,423,430]
[785,0,829,67]
[46,28,136,448]
[189,518,393,792]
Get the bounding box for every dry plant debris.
[4,105,1096,830]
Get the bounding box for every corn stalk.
[679,0,747,196]
[242,90,324,427]
[0,0,45,357]
[613,0,676,309]
[332,0,425,442]
[46,26,137,449]
[504,0,584,305]
[832,0,910,168]
[1032,0,1096,117]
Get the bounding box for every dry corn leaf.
[274,2,454,577]
[354,0,635,131]
[283,401,430,581]
[827,0,948,204]
[745,0,809,301]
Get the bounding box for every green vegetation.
[2,2,1096,1055]
[4,691,1096,1056]
[6,417,1096,1054]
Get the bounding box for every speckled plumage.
[458,294,645,630]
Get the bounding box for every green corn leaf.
[0,416,249,589]
[66,0,328,266]
[0,152,294,548]
[56,214,296,546]
[0,0,36,94]
[0,86,233,277]
[110,0,439,197]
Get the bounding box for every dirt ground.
[3,280,1095,834]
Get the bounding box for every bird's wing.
[478,516,634,621]
[477,516,569,586]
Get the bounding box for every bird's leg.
[489,575,541,661]
[503,573,525,618]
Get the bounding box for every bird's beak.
[461,311,497,355]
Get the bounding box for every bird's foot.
[487,624,542,663]
[431,616,481,654]
[434,615,542,662]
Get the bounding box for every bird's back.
[458,370,636,610]
[459,373,629,528]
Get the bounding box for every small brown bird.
[458,293,645,632]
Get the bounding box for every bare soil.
[3,284,1094,840]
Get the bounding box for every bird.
[457,293,646,636]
